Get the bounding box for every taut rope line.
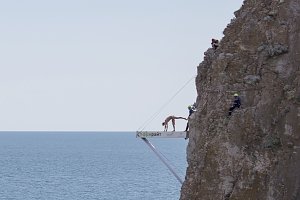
[137,75,196,132]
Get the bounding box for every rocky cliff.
[180,0,300,199]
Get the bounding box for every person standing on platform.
[185,105,196,132]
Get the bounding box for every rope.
[155,144,186,177]
[137,75,196,132]
[142,138,184,184]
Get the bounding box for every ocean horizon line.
[0,130,137,133]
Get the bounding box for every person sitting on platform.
[162,116,187,132]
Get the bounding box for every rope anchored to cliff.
[137,75,196,132]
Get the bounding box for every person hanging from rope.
[162,116,187,132]
[185,104,196,132]
[228,93,241,116]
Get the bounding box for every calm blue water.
[0,132,187,200]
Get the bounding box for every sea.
[0,132,188,200]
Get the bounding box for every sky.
[0,0,244,131]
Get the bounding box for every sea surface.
[0,132,187,200]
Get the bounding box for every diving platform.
[136,131,187,138]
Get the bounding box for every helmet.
[188,105,196,110]
[234,93,239,97]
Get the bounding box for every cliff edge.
[180,0,300,199]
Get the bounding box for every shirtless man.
[162,116,187,132]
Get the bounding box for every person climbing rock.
[185,105,196,132]
[211,38,219,50]
[228,93,241,116]
[162,116,187,132]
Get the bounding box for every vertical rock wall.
[180,0,300,199]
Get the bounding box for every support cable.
[155,145,186,178]
[141,138,183,184]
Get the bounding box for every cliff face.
[180,0,300,199]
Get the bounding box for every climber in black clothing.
[228,93,241,116]
[211,38,219,50]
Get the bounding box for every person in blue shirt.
[228,93,241,116]
[185,105,196,132]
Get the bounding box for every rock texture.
[180,0,300,199]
